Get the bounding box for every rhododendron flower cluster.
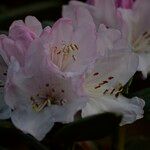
[0,0,148,141]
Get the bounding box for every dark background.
[0,0,87,30]
[0,0,150,149]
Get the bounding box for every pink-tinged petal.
[5,57,25,108]
[65,27,96,73]
[132,0,150,38]
[49,96,87,123]
[9,25,36,51]
[115,0,134,9]
[82,95,144,125]
[118,8,135,41]
[25,16,43,37]
[40,26,52,44]
[62,7,97,73]
[87,0,116,8]
[6,50,87,140]
[0,16,42,66]
[1,38,25,66]
[63,5,95,29]
[24,39,54,75]
[11,108,54,141]
[86,0,94,5]
[9,20,25,30]
[50,18,73,45]
[97,24,130,56]
[67,0,121,29]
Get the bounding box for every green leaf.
[52,113,122,142]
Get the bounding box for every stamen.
[115,92,120,98]
[103,89,108,95]
[143,32,148,36]
[133,30,150,52]
[30,96,34,101]
[50,42,79,70]
[52,88,55,92]
[110,89,115,95]
[72,55,76,61]
[57,51,61,55]
[93,72,99,76]
[108,76,114,80]
[99,80,108,86]
[61,89,65,93]
[94,85,101,89]
[46,83,49,87]
[3,72,7,76]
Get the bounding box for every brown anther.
[94,85,101,89]
[70,44,75,51]
[3,72,7,76]
[72,55,76,61]
[74,44,79,50]
[93,72,99,76]
[46,83,49,87]
[143,31,148,36]
[61,89,65,93]
[103,89,108,95]
[102,81,108,84]
[108,76,114,80]
[52,88,55,92]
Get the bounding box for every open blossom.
[63,1,129,55]
[0,16,44,120]
[82,52,144,125]
[62,2,144,124]
[118,0,150,77]
[62,0,130,56]
[5,40,87,140]
[42,8,97,73]
[63,0,123,29]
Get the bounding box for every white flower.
[118,0,150,77]
[5,40,87,140]
[82,52,145,125]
